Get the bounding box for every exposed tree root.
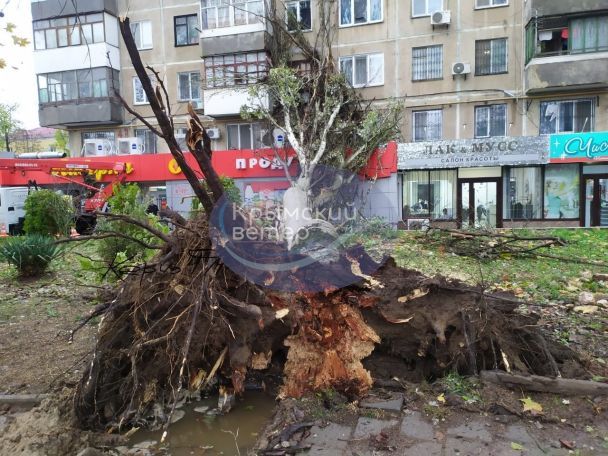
[73,212,587,434]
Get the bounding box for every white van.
[0,187,29,235]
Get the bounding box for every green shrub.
[191,176,241,216]
[24,189,74,237]
[95,183,168,280]
[0,235,61,277]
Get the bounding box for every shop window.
[131,21,153,50]
[201,0,263,30]
[339,53,384,87]
[340,0,382,26]
[475,104,507,138]
[543,164,580,219]
[412,0,443,17]
[412,109,442,142]
[178,71,201,102]
[135,128,157,154]
[286,1,312,31]
[403,169,456,220]
[227,123,270,149]
[539,99,593,135]
[475,38,507,75]
[506,167,542,219]
[174,14,199,46]
[204,52,269,88]
[412,45,442,81]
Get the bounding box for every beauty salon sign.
[550,132,608,163]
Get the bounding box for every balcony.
[199,0,271,57]
[525,51,608,94]
[31,0,117,21]
[35,43,120,74]
[39,97,123,129]
[203,87,269,117]
[525,0,608,22]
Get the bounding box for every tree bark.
[480,370,608,396]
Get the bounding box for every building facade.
[29,0,608,227]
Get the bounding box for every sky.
[0,0,39,129]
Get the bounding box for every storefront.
[398,136,551,229]
[550,132,608,227]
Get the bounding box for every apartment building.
[30,0,608,227]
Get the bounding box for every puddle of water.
[130,391,276,455]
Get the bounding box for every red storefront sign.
[0,143,397,186]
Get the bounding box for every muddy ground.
[0,234,607,455]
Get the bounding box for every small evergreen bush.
[24,189,74,237]
[0,235,61,277]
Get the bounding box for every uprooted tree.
[72,1,586,436]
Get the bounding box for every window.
[175,14,199,46]
[340,0,382,26]
[178,71,201,102]
[135,128,157,154]
[204,52,269,88]
[33,14,103,50]
[475,104,507,138]
[133,77,149,104]
[227,123,270,149]
[339,53,384,87]
[131,21,153,50]
[539,99,593,134]
[475,38,507,75]
[412,45,442,81]
[475,0,507,8]
[544,164,580,219]
[201,0,263,30]
[571,16,608,54]
[403,170,457,219]
[176,127,188,150]
[37,68,118,104]
[412,109,442,142]
[412,0,443,17]
[286,1,311,31]
[506,167,542,219]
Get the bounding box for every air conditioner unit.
[207,128,220,140]
[452,62,471,76]
[117,137,145,155]
[83,139,114,157]
[431,10,451,26]
[191,100,203,110]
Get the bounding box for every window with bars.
[539,99,594,135]
[175,14,199,46]
[178,72,201,102]
[226,123,270,149]
[412,45,442,81]
[131,21,153,50]
[133,77,148,104]
[135,128,157,154]
[201,0,263,30]
[286,0,312,31]
[38,68,119,104]
[339,53,384,87]
[33,13,104,50]
[412,0,443,17]
[474,104,507,138]
[204,52,269,88]
[475,0,508,8]
[412,109,442,142]
[340,0,382,26]
[475,38,507,75]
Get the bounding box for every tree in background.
[53,129,69,154]
[0,103,20,152]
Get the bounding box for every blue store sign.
[550,132,608,162]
